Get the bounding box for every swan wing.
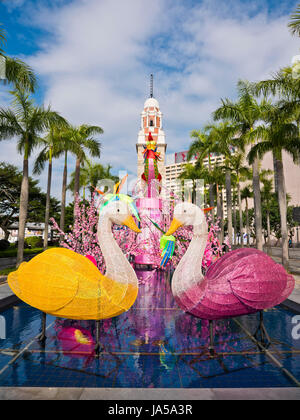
[8,248,86,313]
[226,249,290,309]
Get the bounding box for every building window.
[149,120,154,127]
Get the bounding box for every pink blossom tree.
[51,194,230,275]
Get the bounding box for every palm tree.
[67,125,103,207]
[53,127,83,233]
[206,122,238,245]
[213,80,271,251]
[199,163,225,243]
[228,153,251,248]
[33,123,68,249]
[213,165,225,243]
[0,25,5,55]
[261,177,274,249]
[180,161,216,206]
[187,129,216,217]
[68,160,118,199]
[289,3,300,36]
[0,88,64,265]
[248,106,300,269]
[179,163,197,203]
[0,25,36,92]
[5,58,37,92]
[250,67,300,130]
[232,187,238,246]
[241,185,252,245]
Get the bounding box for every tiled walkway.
[290,275,300,305]
[0,283,13,300]
[0,386,300,400]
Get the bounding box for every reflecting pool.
[0,270,299,388]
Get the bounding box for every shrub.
[24,236,43,249]
[13,241,30,249]
[48,240,59,247]
[0,239,10,251]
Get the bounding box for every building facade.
[136,97,167,185]
[0,223,47,242]
[165,151,228,215]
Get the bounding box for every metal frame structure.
[38,313,103,356]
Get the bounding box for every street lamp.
[0,56,6,80]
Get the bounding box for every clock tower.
[136,77,167,187]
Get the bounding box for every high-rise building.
[165,151,228,215]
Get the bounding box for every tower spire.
[150,73,153,98]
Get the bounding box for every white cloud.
[1,0,299,202]
[2,0,26,12]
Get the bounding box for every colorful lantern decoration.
[8,194,141,321]
[165,202,295,321]
[160,235,175,268]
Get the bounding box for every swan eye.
[117,209,120,213]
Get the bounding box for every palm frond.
[0,24,6,55]
[5,57,37,92]
[247,141,274,164]
[84,138,101,158]
[82,125,104,136]
[213,99,244,123]
[33,146,48,174]
[0,107,23,139]
[289,4,300,36]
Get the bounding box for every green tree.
[213,80,271,251]
[64,125,103,215]
[206,122,238,245]
[0,88,65,265]
[289,3,300,36]
[55,127,81,233]
[248,106,300,268]
[72,125,103,196]
[212,165,225,243]
[68,160,118,199]
[33,123,68,249]
[0,24,36,92]
[0,162,60,240]
[241,185,253,245]
[228,153,251,247]
[187,129,218,218]
[250,66,300,140]
[261,178,273,247]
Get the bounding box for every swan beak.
[123,215,141,233]
[165,218,183,236]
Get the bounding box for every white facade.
[137,97,166,145]
[165,153,228,215]
[0,223,48,242]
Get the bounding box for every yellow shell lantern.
[8,194,141,321]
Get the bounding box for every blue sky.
[0,0,299,202]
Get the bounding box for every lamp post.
[0,56,6,80]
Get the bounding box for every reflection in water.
[56,325,95,364]
[0,268,299,388]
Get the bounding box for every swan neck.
[172,218,208,292]
[97,216,136,284]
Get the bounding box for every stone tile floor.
[0,386,299,400]
[290,275,300,305]
[0,283,14,300]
